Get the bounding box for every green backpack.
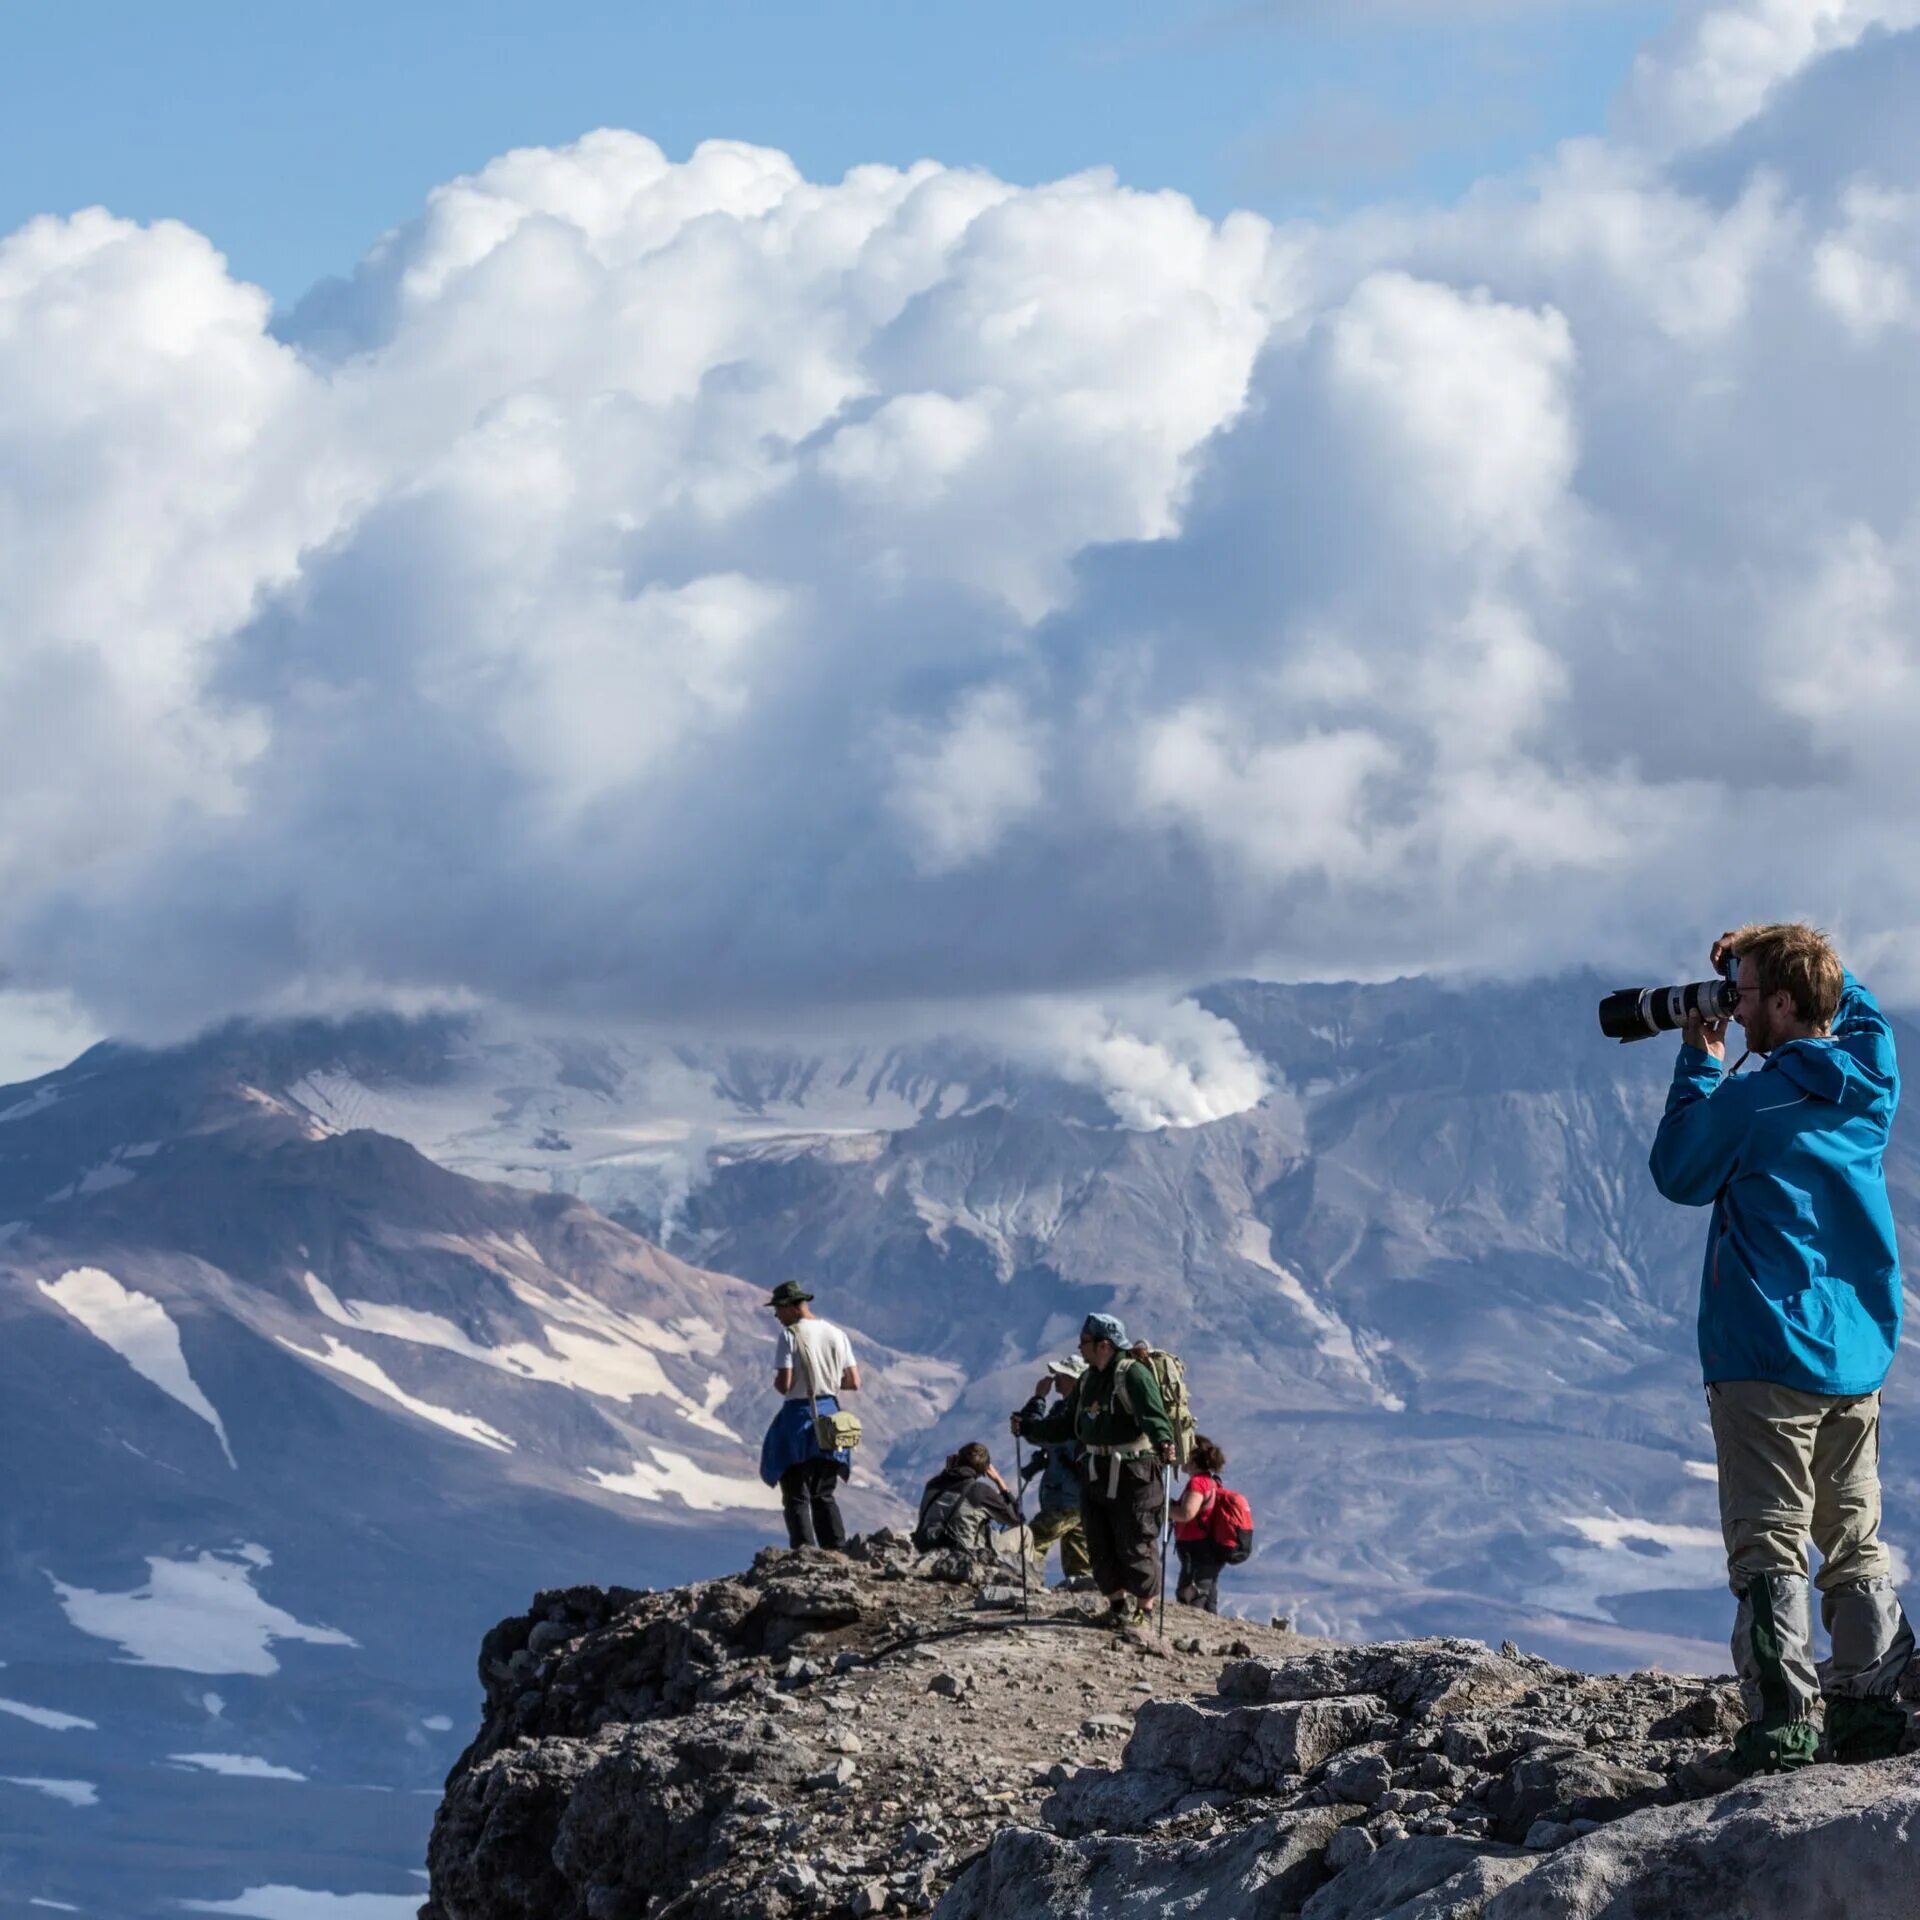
[1115,1350,1195,1471]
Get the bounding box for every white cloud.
[886,686,1049,873]
[998,994,1272,1129]
[8,15,1920,1044]
[1623,0,1920,154]
[1813,180,1920,335]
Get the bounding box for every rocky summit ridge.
[423,1544,1920,1920]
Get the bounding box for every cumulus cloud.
[10,3,1920,1075]
[1622,0,1920,155]
[997,995,1273,1130]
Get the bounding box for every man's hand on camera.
[1710,929,1741,974]
[1684,1011,1728,1061]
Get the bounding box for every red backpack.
[1207,1485,1254,1564]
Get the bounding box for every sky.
[5,0,1920,1107]
[2,2,1670,305]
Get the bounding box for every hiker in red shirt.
[1170,1436,1230,1613]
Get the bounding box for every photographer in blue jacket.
[1651,922,1912,1773]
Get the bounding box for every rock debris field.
[422,1535,1920,1920]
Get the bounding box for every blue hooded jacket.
[1650,972,1901,1396]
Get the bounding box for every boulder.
[1301,1837,1532,1920]
[1042,1766,1189,1836]
[1487,1750,1667,1841]
[1124,1694,1384,1790]
[1482,1756,1920,1919]
[1222,1641,1536,1721]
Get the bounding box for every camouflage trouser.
[1028,1505,1092,1580]
[1709,1380,1913,1747]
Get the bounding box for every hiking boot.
[1730,1717,1820,1777]
[1825,1695,1909,1764]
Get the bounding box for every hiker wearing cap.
[1014,1357,1094,1588]
[1011,1313,1173,1626]
[757,1282,859,1552]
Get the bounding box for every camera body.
[1597,965,1738,1044]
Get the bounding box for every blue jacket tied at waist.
[1650,971,1902,1396]
[759,1395,852,1486]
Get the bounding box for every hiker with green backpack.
[1011,1313,1177,1628]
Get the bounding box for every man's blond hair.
[1727,922,1844,1033]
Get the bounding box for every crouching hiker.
[915,1443,1024,1553]
[1015,1356,1094,1589]
[757,1281,858,1552]
[1012,1313,1173,1628]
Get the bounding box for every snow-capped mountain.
[275,1019,1107,1236]
[0,1021,958,1915]
[10,977,1920,1911]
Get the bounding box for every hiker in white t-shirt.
[757,1281,859,1551]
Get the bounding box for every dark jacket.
[1017,1395,1083,1512]
[1019,1355,1172,1457]
[915,1463,1020,1551]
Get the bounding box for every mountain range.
[4,975,1916,1913]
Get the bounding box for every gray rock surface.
[941,1807,1358,1920]
[1299,1837,1530,1920]
[1483,1758,1920,1919]
[422,1547,1920,1920]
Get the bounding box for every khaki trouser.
[1028,1505,1092,1580]
[1708,1380,1912,1721]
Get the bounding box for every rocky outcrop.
[422,1546,1920,1920]
[944,1631,1920,1920]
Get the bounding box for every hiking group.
[756,1284,1253,1628]
[754,918,1916,1770]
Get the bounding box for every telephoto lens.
[1597,977,1738,1043]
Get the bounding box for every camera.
[1597,967,1737,1044]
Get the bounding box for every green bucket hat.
[766,1281,816,1310]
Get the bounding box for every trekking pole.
[1158,1462,1172,1641]
[1014,1430,1031,1623]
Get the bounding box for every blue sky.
[4,0,1670,304]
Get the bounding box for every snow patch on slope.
[1528,1513,1727,1623]
[37,1267,236,1466]
[0,1696,96,1732]
[588,1446,781,1513]
[276,1336,514,1452]
[1,1776,97,1807]
[180,1890,421,1919]
[169,1752,307,1781]
[300,1271,740,1439]
[50,1545,354,1675]
[1233,1219,1405,1411]
[0,1086,60,1125]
